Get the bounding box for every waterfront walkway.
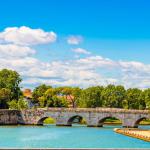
[114,128,150,142]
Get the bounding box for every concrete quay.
[114,128,150,142]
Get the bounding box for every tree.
[125,88,143,109]
[38,96,47,108]
[101,85,126,108]
[18,98,28,110]
[52,96,68,107]
[58,87,81,107]
[142,89,150,109]
[45,88,58,98]
[0,88,11,108]
[7,98,28,110]
[78,86,104,108]
[37,88,68,108]
[7,100,18,110]
[0,69,22,100]
[32,84,52,103]
[44,88,57,107]
[115,85,126,108]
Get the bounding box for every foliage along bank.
[0,69,150,110]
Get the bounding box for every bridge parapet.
[35,107,150,114]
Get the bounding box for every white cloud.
[72,48,91,55]
[1,51,150,89]
[67,36,83,45]
[0,26,149,89]
[0,26,57,46]
[76,55,117,69]
[0,44,36,58]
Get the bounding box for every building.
[23,89,34,108]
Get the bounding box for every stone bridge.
[0,108,150,128]
[0,110,19,125]
[20,108,150,128]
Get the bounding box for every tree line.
[0,69,150,110]
[32,84,150,110]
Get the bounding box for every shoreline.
[114,128,150,142]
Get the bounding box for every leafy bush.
[8,98,28,110]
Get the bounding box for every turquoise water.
[0,125,150,148]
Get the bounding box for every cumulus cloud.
[76,55,117,69]
[67,36,83,45]
[0,26,149,89]
[0,26,57,46]
[0,44,36,58]
[72,48,91,55]
[1,50,150,89]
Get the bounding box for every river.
[0,125,149,148]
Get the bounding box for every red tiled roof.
[23,89,32,98]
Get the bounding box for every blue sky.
[1,0,150,38]
[0,0,150,89]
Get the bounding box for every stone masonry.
[0,110,19,125]
[0,108,150,128]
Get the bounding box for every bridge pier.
[55,117,71,126]
[86,121,99,127]
[122,115,140,128]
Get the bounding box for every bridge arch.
[67,115,88,126]
[98,116,123,127]
[20,108,150,128]
[134,117,149,128]
[37,116,56,125]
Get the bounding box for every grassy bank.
[43,118,55,124]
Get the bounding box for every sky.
[0,0,150,89]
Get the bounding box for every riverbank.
[114,128,150,142]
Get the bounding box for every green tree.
[59,87,81,107]
[78,86,104,108]
[18,98,28,110]
[44,88,57,107]
[0,88,11,108]
[37,88,68,108]
[7,100,18,110]
[101,85,126,108]
[0,69,22,100]
[142,89,150,109]
[125,88,143,109]
[115,85,126,108]
[8,98,28,110]
[32,84,52,103]
[53,96,68,107]
[38,96,47,108]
